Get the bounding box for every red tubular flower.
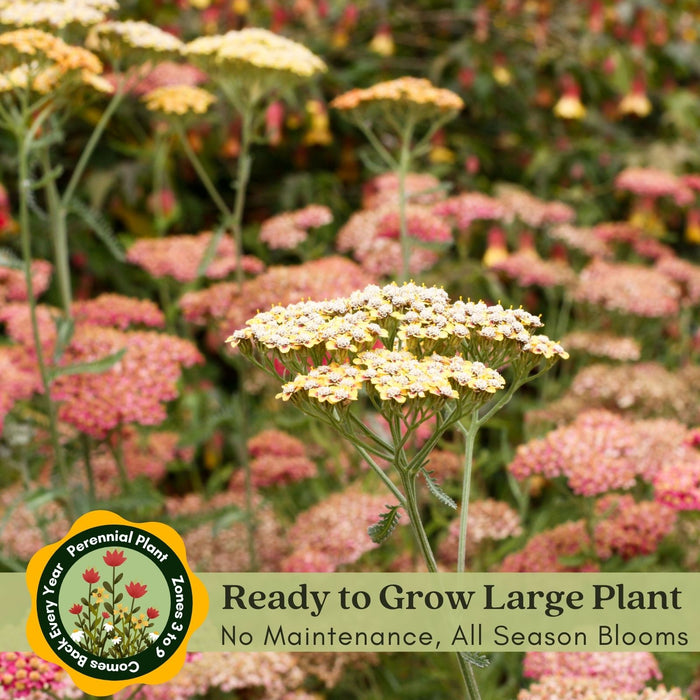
[69,604,83,615]
[146,607,159,619]
[125,582,148,599]
[102,612,110,619]
[103,550,127,567]
[82,568,100,584]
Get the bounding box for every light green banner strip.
[5,573,700,652]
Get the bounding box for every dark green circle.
[37,524,193,681]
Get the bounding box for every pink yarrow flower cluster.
[510,410,695,494]
[0,345,42,435]
[432,192,506,231]
[337,204,451,276]
[51,325,203,438]
[519,677,683,700]
[72,293,165,329]
[438,499,522,565]
[495,186,575,227]
[230,429,317,488]
[0,260,52,304]
[127,231,265,283]
[362,172,445,208]
[614,167,693,206]
[522,651,661,693]
[259,204,332,250]
[282,486,405,572]
[0,651,79,699]
[575,260,680,318]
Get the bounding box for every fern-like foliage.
[422,469,457,510]
[368,504,401,544]
[70,199,125,261]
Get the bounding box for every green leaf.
[132,606,140,614]
[459,651,490,668]
[104,602,113,614]
[52,316,75,364]
[422,469,457,510]
[368,505,401,544]
[69,198,126,262]
[103,581,113,594]
[50,348,126,379]
[114,593,123,604]
[115,573,123,585]
[0,248,23,271]
[81,597,89,606]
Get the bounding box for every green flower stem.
[397,120,416,283]
[232,105,254,290]
[61,87,125,210]
[399,470,437,572]
[40,147,72,314]
[174,121,233,221]
[16,118,74,519]
[456,412,478,573]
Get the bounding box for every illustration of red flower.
[82,568,100,584]
[125,581,148,598]
[146,607,159,619]
[102,612,110,618]
[69,604,83,615]
[103,550,127,567]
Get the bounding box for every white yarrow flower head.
[71,629,84,643]
[148,631,159,642]
[104,622,114,632]
[111,635,122,646]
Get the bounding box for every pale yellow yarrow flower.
[143,84,216,115]
[185,27,326,82]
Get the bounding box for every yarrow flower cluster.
[0,651,79,699]
[283,486,406,572]
[433,193,507,231]
[438,499,522,566]
[87,21,184,62]
[559,331,641,362]
[0,0,116,30]
[614,167,693,206]
[0,28,109,96]
[71,293,165,329]
[229,429,317,488]
[330,76,464,118]
[229,283,566,381]
[522,651,662,693]
[363,172,445,209]
[142,85,216,116]
[259,204,333,250]
[494,185,575,228]
[337,204,452,276]
[184,28,326,86]
[519,677,683,700]
[127,231,264,283]
[0,260,52,304]
[510,410,695,495]
[575,259,681,318]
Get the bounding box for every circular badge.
[26,510,208,696]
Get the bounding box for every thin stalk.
[81,433,96,505]
[61,87,125,208]
[399,470,437,572]
[456,413,478,573]
[232,106,254,291]
[397,122,415,283]
[174,121,232,220]
[40,147,71,313]
[17,126,74,519]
